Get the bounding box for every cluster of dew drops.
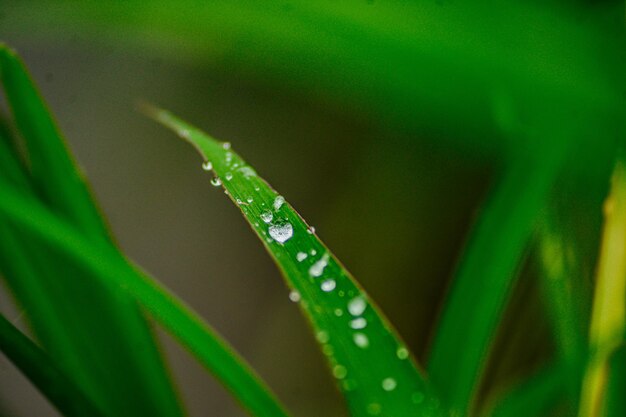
[198,140,435,416]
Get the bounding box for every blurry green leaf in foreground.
[0,44,183,416]
[144,104,443,417]
[0,313,105,417]
[0,178,291,417]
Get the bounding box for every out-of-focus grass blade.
[579,160,626,417]
[0,45,184,416]
[484,363,566,417]
[603,343,626,416]
[0,178,291,417]
[427,138,569,415]
[0,314,105,417]
[144,105,443,417]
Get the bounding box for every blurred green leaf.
[0,313,105,417]
[0,177,291,417]
[0,44,183,416]
[144,105,443,417]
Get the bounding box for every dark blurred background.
[0,1,620,416]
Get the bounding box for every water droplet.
[260,211,273,223]
[179,129,191,139]
[202,161,213,171]
[396,347,409,360]
[211,177,222,187]
[348,296,367,316]
[296,252,308,262]
[273,196,285,211]
[238,166,256,178]
[225,152,233,164]
[382,377,397,391]
[222,142,231,150]
[307,226,316,234]
[334,308,343,317]
[288,290,301,303]
[350,318,367,329]
[246,197,254,203]
[316,331,329,343]
[310,249,317,256]
[309,253,329,277]
[225,172,233,181]
[333,365,347,379]
[353,333,369,348]
[367,403,382,415]
[269,222,293,243]
[321,279,336,292]
[236,198,244,205]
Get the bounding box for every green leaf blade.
[145,105,443,417]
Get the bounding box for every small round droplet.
[236,198,244,205]
[296,252,308,262]
[225,172,233,181]
[211,177,222,187]
[353,333,369,348]
[222,142,231,150]
[367,403,382,415]
[396,347,409,360]
[310,249,317,256]
[269,222,293,243]
[321,279,336,292]
[246,197,254,203]
[288,290,301,303]
[334,308,343,317]
[348,296,367,316]
[307,226,316,234]
[316,331,329,344]
[322,344,334,356]
[333,365,347,379]
[260,211,273,224]
[382,377,397,392]
[273,196,285,211]
[350,318,367,329]
[202,161,213,171]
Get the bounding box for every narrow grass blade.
[579,160,626,417]
[427,143,567,415]
[0,179,291,417]
[144,105,443,417]
[0,45,184,416]
[0,314,105,417]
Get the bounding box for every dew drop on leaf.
[382,377,397,391]
[260,210,273,224]
[269,222,293,243]
[211,177,222,187]
[396,346,409,360]
[321,279,336,292]
[222,142,231,150]
[288,290,301,303]
[348,296,367,316]
[309,253,329,277]
[333,365,347,379]
[225,172,233,181]
[202,161,212,171]
[316,331,329,343]
[350,317,367,329]
[273,195,285,211]
[353,332,369,348]
[296,252,308,262]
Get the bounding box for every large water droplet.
[296,252,308,262]
[321,279,336,292]
[333,365,347,379]
[288,290,301,303]
[211,177,222,187]
[350,318,367,329]
[269,222,293,243]
[382,378,397,392]
[309,253,329,277]
[222,142,231,150]
[202,161,213,171]
[348,296,367,316]
[260,211,273,224]
[353,333,369,348]
[273,196,285,211]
